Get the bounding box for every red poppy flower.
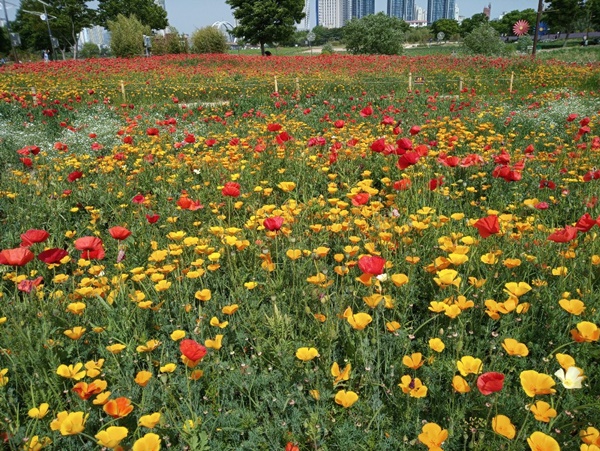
[146,127,159,136]
[358,255,386,276]
[17,276,44,293]
[397,137,413,151]
[396,151,420,170]
[205,138,217,147]
[334,120,345,128]
[575,213,597,233]
[567,114,578,122]
[132,194,145,204]
[108,226,132,240]
[393,179,412,190]
[0,248,35,266]
[539,179,555,189]
[180,339,207,361]
[20,229,50,247]
[222,182,241,197]
[409,125,421,135]
[184,133,196,143]
[351,193,370,206]
[476,372,504,395]
[146,214,160,224]
[547,226,578,243]
[267,123,282,132]
[67,171,83,182]
[473,215,500,238]
[20,158,33,168]
[74,236,105,260]
[276,131,293,144]
[263,216,284,231]
[37,248,69,264]
[177,197,203,211]
[122,136,133,145]
[370,138,386,153]
[360,106,373,117]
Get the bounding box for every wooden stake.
[509,72,514,93]
[295,77,300,96]
[120,80,126,102]
[31,87,37,105]
[408,72,412,92]
[274,76,278,93]
[459,77,463,92]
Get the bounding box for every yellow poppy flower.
[418,422,448,449]
[170,330,186,341]
[429,338,445,352]
[50,411,88,436]
[334,390,358,408]
[527,431,560,451]
[56,363,86,380]
[139,412,161,428]
[402,353,424,370]
[530,401,557,423]
[520,370,556,397]
[504,282,532,297]
[452,375,471,393]
[434,269,461,288]
[194,289,212,301]
[555,353,576,370]
[222,304,239,315]
[106,344,126,354]
[134,371,153,387]
[492,415,516,439]
[386,321,401,332]
[456,356,483,377]
[205,335,223,350]
[296,347,319,361]
[160,363,177,373]
[347,312,372,330]
[390,273,409,286]
[331,362,351,383]
[95,426,128,449]
[64,326,86,340]
[398,375,428,398]
[28,403,50,419]
[502,338,529,357]
[136,339,161,353]
[132,433,161,451]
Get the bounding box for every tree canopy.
[96,0,168,30]
[344,13,407,55]
[544,0,584,35]
[107,14,150,58]
[226,0,305,55]
[460,13,489,37]
[489,9,538,36]
[431,19,460,40]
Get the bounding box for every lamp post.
[532,0,544,57]
[36,0,56,60]
[1,0,19,62]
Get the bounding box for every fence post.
[295,77,300,96]
[459,77,463,92]
[274,76,278,93]
[31,87,37,106]
[120,80,126,102]
[509,72,514,93]
[408,72,412,92]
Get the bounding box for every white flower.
[554,366,584,389]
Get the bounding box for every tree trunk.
[260,41,265,55]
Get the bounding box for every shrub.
[191,26,229,54]
[107,14,150,58]
[463,23,509,56]
[344,12,407,55]
[516,36,533,53]
[321,42,334,55]
[79,42,100,59]
[152,33,186,55]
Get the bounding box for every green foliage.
[79,42,100,59]
[404,27,433,44]
[463,23,509,56]
[344,12,407,55]
[321,42,334,55]
[226,0,305,55]
[460,13,489,37]
[489,9,538,36]
[96,0,168,30]
[311,25,344,46]
[191,27,229,54]
[0,26,10,56]
[107,14,150,58]
[431,19,460,40]
[515,35,533,53]
[545,0,585,34]
[152,31,186,55]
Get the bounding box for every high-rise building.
[387,0,415,21]
[317,0,350,28]
[351,0,374,19]
[483,3,491,19]
[427,0,455,24]
[154,0,166,9]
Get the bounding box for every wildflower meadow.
[1,53,600,450]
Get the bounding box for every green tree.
[344,12,407,55]
[152,29,186,55]
[226,0,305,56]
[431,19,460,41]
[14,0,94,60]
[490,9,537,36]
[311,25,344,46]
[107,14,150,58]
[589,0,600,29]
[544,0,585,38]
[0,25,9,56]
[79,41,100,58]
[405,27,433,44]
[462,23,508,56]
[96,0,168,30]
[460,13,489,37]
[191,27,229,54]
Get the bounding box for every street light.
[24,0,57,59]
[1,0,19,62]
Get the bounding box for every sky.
[4,1,536,35]
[163,0,535,35]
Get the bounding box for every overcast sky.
[4,1,537,35]
[164,1,535,34]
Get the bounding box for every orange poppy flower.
[0,248,35,266]
[103,397,134,418]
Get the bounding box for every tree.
[13,0,94,60]
[107,14,150,58]
[226,0,305,55]
[191,27,229,54]
[463,23,509,56]
[460,13,489,37]
[544,0,585,38]
[431,19,460,41]
[589,0,600,29]
[489,9,538,36]
[311,25,344,46]
[152,29,186,55]
[96,0,167,30]
[405,27,433,44]
[344,13,407,55]
[0,25,10,56]
[79,42,100,58]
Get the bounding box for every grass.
[0,53,600,451]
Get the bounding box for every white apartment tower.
[317,0,350,28]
